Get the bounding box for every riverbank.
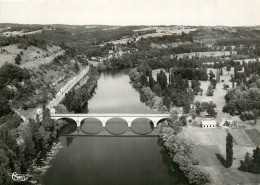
[23,67,100,183]
[129,67,213,184]
[129,69,168,113]
[27,142,64,184]
[157,121,211,185]
[55,66,100,113]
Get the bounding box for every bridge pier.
[98,117,108,127]
[101,121,106,127]
[151,118,164,128]
[76,120,81,127]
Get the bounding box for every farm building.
[201,120,217,128]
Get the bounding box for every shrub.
[15,54,22,65]
[224,121,230,126]
[206,84,214,96]
[186,165,211,185]
[240,112,255,121]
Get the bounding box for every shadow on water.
[81,83,98,113]
[157,139,189,185]
[58,119,78,135]
[65,137,74,147]
[102,68,134,78]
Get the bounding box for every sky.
[0,0,259,26]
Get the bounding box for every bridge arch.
[105,117,128,135]
[80,118,103,134]
[131,118,154,135]
[156,118,170,127]
[56,118,78,134]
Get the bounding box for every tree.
[183,102,190,114]
[15,54,22,65]
[209,70,215,81]
[206,84,214,96]
[195,101,203,115]
[169,110,182,134]
[163,95,171,110]
[227,65,231,75]
[239,152,252,172]
[253,109,259,125]
[223,84,229,90]
[220,68,223,76]
[153,84,162,96]
[189,109,197,120]
[239,146,260,174]
[230,74,235,88]
[216,69,220,82]
[210,79,217,89]
[148,74,156,89]
[192,77,201,95]
[140,74,148,87]
[206,101,217,118]
[0,97,11,117]
[252,146,260,173]
[226,133,233,168]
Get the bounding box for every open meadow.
[182,127,260,185]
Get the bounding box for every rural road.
[47,66,90,109]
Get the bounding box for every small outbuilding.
[201,120,217,128]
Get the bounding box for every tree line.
[0,107,60,184]
[63,66,99,113]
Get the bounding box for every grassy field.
[182,127,260,185]
[0,44,63,68]
[245,129,260,146]
[229,129,255,147]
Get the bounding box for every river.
[43,68,188,185]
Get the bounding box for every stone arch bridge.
[51,113,171,128]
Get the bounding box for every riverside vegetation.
[157,112,211,185]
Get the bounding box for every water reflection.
[84,68,152,114]
[44,69,189,185]
[131,118,154,135]
[80,118,102,134]
[106,118,128,135]
[66,137,74,147]
[58,119,77,135]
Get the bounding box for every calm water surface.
[43,69,188,185]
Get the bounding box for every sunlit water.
[43,68,188,185]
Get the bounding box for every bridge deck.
[51,113,171,117]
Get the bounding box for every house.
[201,120,217,128]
